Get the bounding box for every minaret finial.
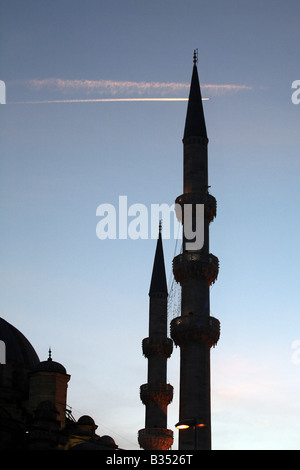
[48,347,52,361]
[159,219,162,235]
[193,48,198,65]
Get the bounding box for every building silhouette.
[0,52,219,450]
[0,317,119,450]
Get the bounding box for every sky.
[0,0,300,450]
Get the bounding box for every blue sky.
[1,0,300,450]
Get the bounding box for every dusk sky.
[1,0,300,450]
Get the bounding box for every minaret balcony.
[170,315,220,348]
[173,252,219,285]
[140,383,174,406]
[175,192,217,223]
[142,336,173,359]
[138,427,173,450]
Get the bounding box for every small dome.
[35,349,66,374]
[0,317,40,369]
[77,415,97,428]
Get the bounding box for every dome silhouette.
[0,317,40,369]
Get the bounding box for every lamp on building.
[175,419,206,449]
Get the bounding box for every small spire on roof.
[48,347,52,361]
[159,219,162,236]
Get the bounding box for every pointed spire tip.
[149,222,167,295]
[183,49,208,140]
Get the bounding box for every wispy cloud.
[25,78,189,96]
[24,78,252,97]
[202,83,253,94]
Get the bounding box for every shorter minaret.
[138,223,174,450]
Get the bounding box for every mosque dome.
[77,415,97,427]
[0,317,40,369]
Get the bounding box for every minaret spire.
[138,224,173,450]
[149,221,167,295]
[183,51,207,140]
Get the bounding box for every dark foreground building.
[0,317,119,450]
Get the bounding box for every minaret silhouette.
[171,51,220,450]
[138,222,174,450]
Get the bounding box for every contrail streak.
[11,97,209,104]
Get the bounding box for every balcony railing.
[175,192,217,222]
[172,252,219,285]
[140,383,174,406]
[138,427,173,450]
[170,315,220,347]
[142,336,173,358]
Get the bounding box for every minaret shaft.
[183,139,208,194]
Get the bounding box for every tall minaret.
[170,51,220,450]
[138,223,174,450]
